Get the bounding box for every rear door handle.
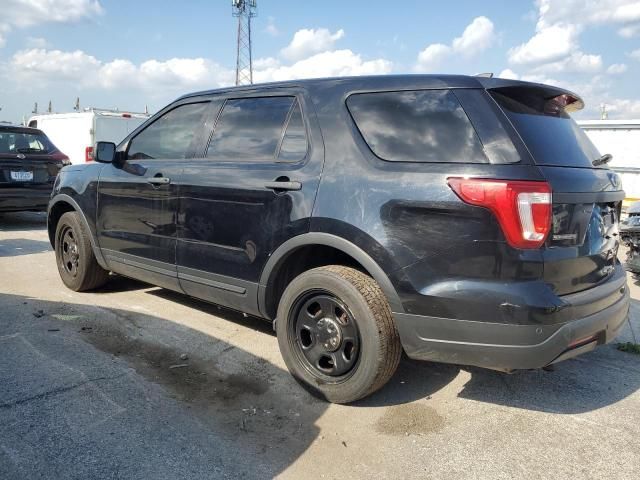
[147,177,171,185]
[264,180,301,191]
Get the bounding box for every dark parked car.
[1,125,69,212]
[48,75,629,403]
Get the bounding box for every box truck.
[27,109,150,164]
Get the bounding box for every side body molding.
[48,194,109,270]
[258,232,404,319]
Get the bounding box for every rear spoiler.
[475,77,585,113]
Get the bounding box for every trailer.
[27,109,150,165]
[578,119,640,206]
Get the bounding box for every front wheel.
[276,265,402,404]
[55,211,109,291]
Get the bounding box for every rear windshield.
[346,89,488,163]
[490,88,601,168]
[0,130,55,155]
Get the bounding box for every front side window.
[346,89,487,163]
[207,96,306,162]
[128,102,210,160]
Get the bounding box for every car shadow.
[0,211,47,231]
[138,281,640,413]
[0,292,326,479]
[0,238,51,257]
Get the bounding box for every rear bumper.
[394,272,630,370]
[0,187,51,212]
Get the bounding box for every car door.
[96,99,214,291]
[177,90,324,315]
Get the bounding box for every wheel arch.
[258,232,403,320]
[48,194,108,270]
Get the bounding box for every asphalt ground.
[1,211,639,479]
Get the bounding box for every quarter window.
[347,89,487,163]
[128,102,210,160]
[207,96,306,162]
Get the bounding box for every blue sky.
[1,0,639,122]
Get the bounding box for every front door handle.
[264,179,301,191]
[147,177,171,185]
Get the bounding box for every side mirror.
[95,141,116,163]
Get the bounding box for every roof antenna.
[32,102,38,114]
[74,97,80,111]
[475,72,494,78]
[47,100,52,113]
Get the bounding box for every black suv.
[48,75,629,403]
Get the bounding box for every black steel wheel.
[276,265,402,404]
[292,292,361,378]
[54,211,109,291]
[58,224,80,279]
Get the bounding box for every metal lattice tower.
[232,0,257,86]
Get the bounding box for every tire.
[276,265,402,404]
[54,211,109,291]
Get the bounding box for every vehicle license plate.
[10,171,33,181]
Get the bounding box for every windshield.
[491,88,601,168]
[0,130,55,155]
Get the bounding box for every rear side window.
[207,96,307,162]
[128,102,210,160]
[346,89,487,163]
[490,88,601,168]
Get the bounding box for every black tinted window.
[207,96,295,161]
[277,100,307,162]
[347,90,487,163]
[128,102,210,160]
[0,130,54,154]
[491,89,601,168]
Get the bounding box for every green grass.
[617,342,640,355]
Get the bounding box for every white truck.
[27,109,150,164]
[578,119,640,206]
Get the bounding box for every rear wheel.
[55,211,109,291]
[276,265,402,404]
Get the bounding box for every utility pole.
[232,0,257,86]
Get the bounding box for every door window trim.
[203,93,310,165]
[124,100,214,161]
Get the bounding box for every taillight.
[85,146,94,162]
[51,152,71,166]
[448,178,552,249]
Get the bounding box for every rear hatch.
[490,85,624,295]
[0,127,66,190]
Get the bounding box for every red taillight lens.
[85,146,94,163]
[448,178,552,249]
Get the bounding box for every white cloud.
[452,16,495,56]
[255,49,392,83]
[415,44,451,72]
[25,36,50,48]
[607,63,628,74]
[536,0,640,37]
[280,28,345,61]
[414,16,495,72]
[630,48,640,60]
[508,23,579,65]
[7,48,234,95]
[498,68,520,79]
[530,51,603,73]
[619,23,640,37]
[0,0,103,47]
[604,98,640,117]
[265,17,279,37]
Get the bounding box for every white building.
[578,119,640,203]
